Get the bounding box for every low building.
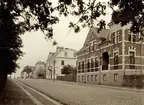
[76,23,144,86]
[46,47,77,79]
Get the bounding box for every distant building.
[76,23,144,86]
[33,61,46,78]
[46,47,77,79]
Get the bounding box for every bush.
[123,75,144,89]
[36,67,46,78]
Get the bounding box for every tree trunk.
[0,72,7,94]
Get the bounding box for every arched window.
[91,58,94,72]
[114,52,119,69]
[95,58,99,71]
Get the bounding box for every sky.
[13,0,112,78]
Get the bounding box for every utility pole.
[84,49,87,83]
[53,59,56,81]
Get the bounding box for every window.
[95,75,97,81]
[82,75,84,81]
[112,31,119,44]
[112,33,115,44]
[73,52,76,57]
[91,75,93,81]
[114,74,118,81]
[114,52,119,69]
[78,62,81,72]
[87,75,89,81]
[95,58,99,71]
[61,60,65,65]
[130,52,135,69]
[91,58,94,72]
[87,60,90,72]
[128,30,136,42]
[102,52,109,70]
[82,61,84,72]
[64,52,68,56]
[103,74,106,81]
[78,76,80,81]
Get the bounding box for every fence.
[57,74,76,82]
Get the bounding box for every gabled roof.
[46,47,77,61]
[83,27,110,47]
[77,27,110,55]
[46,52,55,62]
[46,47,64,62]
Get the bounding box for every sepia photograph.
[0,0,144,105]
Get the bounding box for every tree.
[0,0,141,92]
[22,65,33,73]
[109,0,144,33]
[61,65,76,75]
[36,67,46,78]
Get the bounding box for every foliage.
[22,65,33,73]
[1,0,143,74]
[61,65,76,75]
[123,75,144,89]
[109,0,144,33]
[36,67,46,78]
[58,0,107,32]
[0,0,58,74]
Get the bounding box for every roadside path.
[0,79,35,105]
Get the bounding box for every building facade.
[76,23,144,86]
[46,47,77,79]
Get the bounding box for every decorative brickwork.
[76,24,144,86]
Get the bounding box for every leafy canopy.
[1,0,143,74]
[22,65,33,73]
[61,65,76,75]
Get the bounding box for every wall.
[57,75,77,82]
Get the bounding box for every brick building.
[76,23,144,86]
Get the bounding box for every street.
[18,79,144,105]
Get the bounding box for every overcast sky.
[13,0,112,78]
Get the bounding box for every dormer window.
[64,52,68,57]
[128,30,136,42]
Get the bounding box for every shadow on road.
[0,79,35,105]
